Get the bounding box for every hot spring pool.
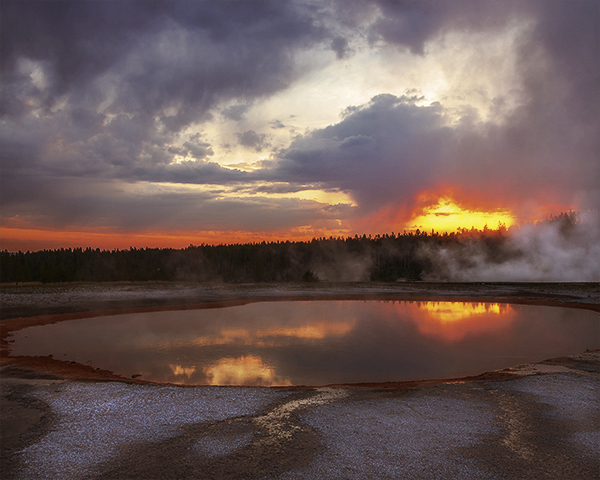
[9,300,599,386]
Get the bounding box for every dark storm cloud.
[272,0,600,218]
[0,0,327,124]
[447,0,600,212]
[221,104,251,122]
[181,134,214,160]
[331,36,350,59]
[273,93,449,210]
[0,0,330,194]
[0,0,598,237]
[370,0,520,54]
[270,120,287,130]
[235,130,271,153]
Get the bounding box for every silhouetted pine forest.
[0,212,581,283]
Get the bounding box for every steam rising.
[420,213,600,282]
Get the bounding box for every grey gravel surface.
[11,383,291,479]
[2,352,599,479]
[285,395,498,479]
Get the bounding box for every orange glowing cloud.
[351,204,412,236]
[202,355,291,386]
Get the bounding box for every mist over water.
[301,211,600,283]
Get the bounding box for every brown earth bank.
[1,283,599,479]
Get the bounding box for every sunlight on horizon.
[407,197,516,233]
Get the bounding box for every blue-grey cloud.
[236,130,271,153]
[0,1,328,125]
[268,0,600,218]
[370,0,520,55]
[272,94,449,209]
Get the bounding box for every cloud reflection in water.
[9,301,598,385]
[203,355,291,386]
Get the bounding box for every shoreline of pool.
[1,284,598,387]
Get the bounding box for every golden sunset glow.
[202,355,291,386]
[406,197,516,233]
[408,301,516,342]
[0,225,351,251]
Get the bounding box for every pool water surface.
[9,300,599,386]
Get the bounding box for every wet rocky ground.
[2,351,599,480]
[1,282,599,479]
[1,281,598,320]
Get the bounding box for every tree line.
[1,232,426,283]
[0,212,580,284]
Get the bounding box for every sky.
[1,0,598,250]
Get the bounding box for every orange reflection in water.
[170,364,197,378]
[202,355,291,386]
[256,321,355,340]
[191,320,356,347]
[192,328,253,346]
[9,300,598,386]
[411,302,515,342]
[420,302,507,322]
